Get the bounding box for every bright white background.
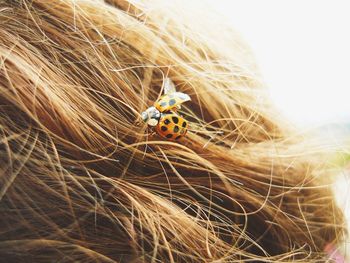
[213,0,350,127]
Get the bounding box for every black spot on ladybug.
[173,126,179,133]
[166,134,173,139]
[160,101,167,107]
[172,116,179,124]
[182,121,187,128]
[161,126,167,132]
[169,99,176,106]
[175,135,181,140]
[164,119,170,125]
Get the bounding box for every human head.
[0,0,345,262]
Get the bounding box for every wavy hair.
[0,0,345,262]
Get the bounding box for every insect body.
[141,79,190,140]
[155,112,188,140]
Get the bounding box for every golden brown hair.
[0,0,346,262]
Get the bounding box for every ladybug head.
[141,106,160,127]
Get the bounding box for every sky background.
[212,0,350,127]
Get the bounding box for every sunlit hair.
[0,0,346,262]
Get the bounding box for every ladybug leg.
[149,131,157,138]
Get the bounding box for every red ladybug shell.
[155,112,188,140]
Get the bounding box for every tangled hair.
[0,0,346,262]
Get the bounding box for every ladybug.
[141,78,191,140]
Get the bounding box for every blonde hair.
[0,0,345,262]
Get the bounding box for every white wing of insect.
[163,78,182,109]
[163,77,176,95]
